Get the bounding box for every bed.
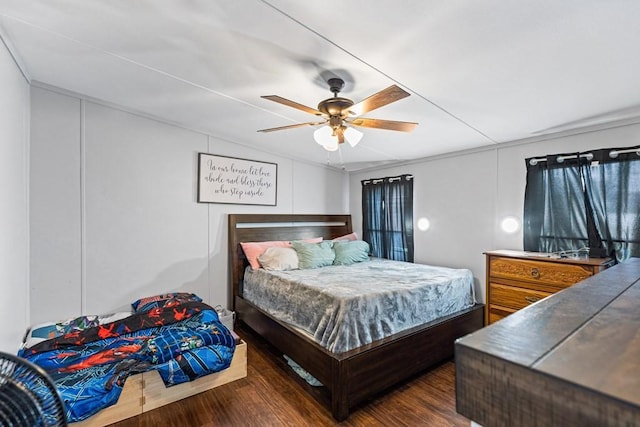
[18,293,247,425]
[228,213,485,421]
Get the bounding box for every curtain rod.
[557,153,593,163]
[528,147,640,166]
[362,174,414,185]
[528,153,593,166]
[609,147,640,158]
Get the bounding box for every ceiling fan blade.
[257,121,325,133]
[348,85,411,116]
[349,118,418,132]
[261,95,324,116]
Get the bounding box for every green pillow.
[291,240,335,269]
[333,240,370,265]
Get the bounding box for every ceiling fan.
[258,78,418,151]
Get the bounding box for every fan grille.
[0,352,67,426]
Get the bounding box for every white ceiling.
[2,1,640,171]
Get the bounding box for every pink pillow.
[241,241,290,270]
[241,237,322,269]
[333,232,358,242]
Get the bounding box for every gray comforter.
[242,258,476,353]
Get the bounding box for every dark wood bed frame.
[228,214,484,421]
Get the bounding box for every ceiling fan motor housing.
[318,97,354,117]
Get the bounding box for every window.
[361,174,414,262]
[523,147,640,261]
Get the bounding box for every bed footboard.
[237,296,484,420]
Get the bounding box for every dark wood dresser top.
[484,249,613,268]
[456,257,640,426]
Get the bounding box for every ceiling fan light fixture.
[313,126,340,151]
[314,125,334,146]
[324,136,339,152]
[344,126,363,147]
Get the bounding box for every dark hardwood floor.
[110,324,471,427]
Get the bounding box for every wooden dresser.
[485,249,612,324]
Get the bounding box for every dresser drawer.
[488,306,515,324]
[490,282,552,311]
[485,251,611,325]
[489,256,593,288]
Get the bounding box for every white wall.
[350,123,640,302]
[29,86,347,326]
[23,79,640,347]
[30,89,82,321]
[0,41,30,351]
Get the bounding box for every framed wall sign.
[197,153,277,205]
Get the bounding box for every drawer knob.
[525,296,540,304]
[531,267,540,278]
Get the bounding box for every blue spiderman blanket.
[19,300,236,423]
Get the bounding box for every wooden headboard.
[228,214,352,309]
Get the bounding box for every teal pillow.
[333,240,370,265]
[291,241,335,269]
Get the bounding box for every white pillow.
[258,246,299,271]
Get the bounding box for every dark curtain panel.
[523,156,589,253]
[362,175,414,262]
[583,149,640,261]
[524,147,640,261]
[362,182,384,256]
